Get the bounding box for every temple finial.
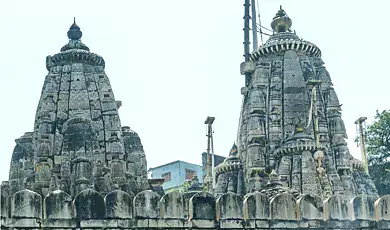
[67,17,82,40]
[271,6,292,33]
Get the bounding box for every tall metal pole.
[211,126,216,189]
[244,0,251,87]
[355,117,368,173]
[251,0,258,52]
[205,117,215,188]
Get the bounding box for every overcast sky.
[0,1,389,183]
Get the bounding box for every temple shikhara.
[1,5,390,230]
[214,7,377,200]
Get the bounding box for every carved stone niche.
[37,138,52,157]
[246,143,265,168]
[72,157,92,181]
[110,159,126,183]
[62,115,95,146]
[35,162,52,189]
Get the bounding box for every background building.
[148,160,203,192]
[201,152,226,181]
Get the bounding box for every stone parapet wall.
[1,189,390,229]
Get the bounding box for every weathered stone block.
[69,90,90,110]
[103,115,121,131]
[296,194,323,220]
[44,190,73,219]
[70,72,87,90]
[189,192,216,220]
[243,192,269,220]
[11,189,42,218]
[105,190,133,219]
[73,189,105,219]
[216,192,243,220]
[375,195,390,221]
[133,190,161,219]
[90,101,101,112]
[240,61,256,75]
[182,191,199,220]
[71,63,83,72]
[270,193,297,220]
[1,183,9,218]
[101,101,117,112]
[324,194,349,221]
[160,191,185,219]
[349,194,376,221]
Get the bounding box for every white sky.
[0,0,389,183]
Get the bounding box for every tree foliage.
[365,110,390,196]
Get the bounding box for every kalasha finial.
[270,6,292,33]
[67,17,83,40]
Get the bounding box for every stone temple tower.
[215,7,377,199]
[5,20,149,198]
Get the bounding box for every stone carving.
[1,6,387,230]
[2,20,149,201]
[232,6,377,199]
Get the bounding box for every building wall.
[150,161,203,190]
[202,152,226,179]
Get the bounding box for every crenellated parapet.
[1,188,390,229]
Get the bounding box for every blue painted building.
[149,160,203,191]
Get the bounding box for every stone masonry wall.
[1,188,390,229]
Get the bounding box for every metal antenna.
[251,0,258,52]
[256,0,264,45]
[205,116,215,190]
[355,117,369,173]
[243,0,251,86]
